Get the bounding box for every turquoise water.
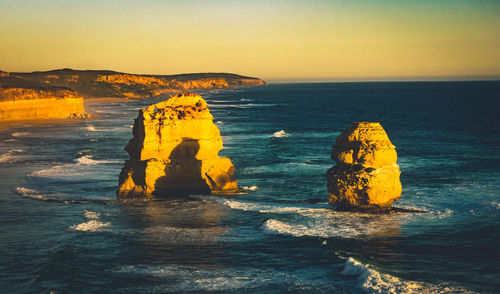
[0,82,499,293]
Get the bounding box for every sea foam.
[115,262,333,292]
[15,187,47,201]
[241,185,258,191]
[197,196,441,240]
[0,149,24,163]
[11,132,30,137]
[69,220,110,232]
[341,257,474,294]
[196,195,330,214]
[30,155,120,180]
[69,209,110,232]
[83,125,96,131]
[259,213,405,240]
[271,130,291,138]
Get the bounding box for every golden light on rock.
[327,122,402,211]
[117,93,238,198]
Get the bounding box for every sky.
[1,0,499,82]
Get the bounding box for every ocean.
[0,82,499,293]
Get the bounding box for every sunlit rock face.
[326,122,402,212]
[117,93,238,198]
[0,85,87,120]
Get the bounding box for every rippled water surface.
[0,82,499,293]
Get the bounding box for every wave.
[14,187,112,204]
[196,195,330,214]
[209,100,242,103]
[15,187,46,200]
[83,210,100,219]
[234,103,278,108]
[69,209,110,232]
[83,125,96,131]
[92,109,127,115]
[240,98,254,102]
[115,263,333,292]
[75,155,121,165]
[271,130,291,138]
[259,211,408,239]
[341,257,474,293]
[30,155,121,181]
[0,149,24,163]
[258,203,450,239]
[82,125,129,132]
[196,196,446,240]
[241,185,258,191]
[69,220,110,232]
[207,103,277,109]
[11,132,30,137]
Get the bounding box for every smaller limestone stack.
[117,93,238,198]
[326,122,402,212]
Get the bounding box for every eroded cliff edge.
[0,71,87,121]
[13,69,266,98]
[326,122,402,212]
[117,93,238,198]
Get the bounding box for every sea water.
[0,82,499,293]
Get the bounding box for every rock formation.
[0,72,87,121]
[117,93,239,198]
[326,122,402,212]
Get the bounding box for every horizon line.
[2,67,499,83]
[266,75,500,84]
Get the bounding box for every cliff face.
[0,72,87,121]
[14,69,265,98]
[117,93,238,198]
[326,122,402,212]
[0,97,86,120]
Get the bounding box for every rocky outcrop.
[326,122,402,212]
[13,69,266,98]
[0,72,87,121]
[117,93,238,198]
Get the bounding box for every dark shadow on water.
[153,137,211,197]
[334,205,427,214]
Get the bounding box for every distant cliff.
[12,69,266,98]
[0,72,87,121]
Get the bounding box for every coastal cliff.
[117,93,238,198]
[14,69,266,98]
[0,72,87,121]
[326,122,402,212]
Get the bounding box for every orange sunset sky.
[1,0,499,82]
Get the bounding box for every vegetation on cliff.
[0,71,79,101]
[0,71,87,120]
[12,68,266,98]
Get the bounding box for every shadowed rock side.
[326,122,402,212]
[0,71,87,120]
[117,93,238,198]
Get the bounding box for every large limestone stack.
[117,93,238,198]
[326,122,402,211]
